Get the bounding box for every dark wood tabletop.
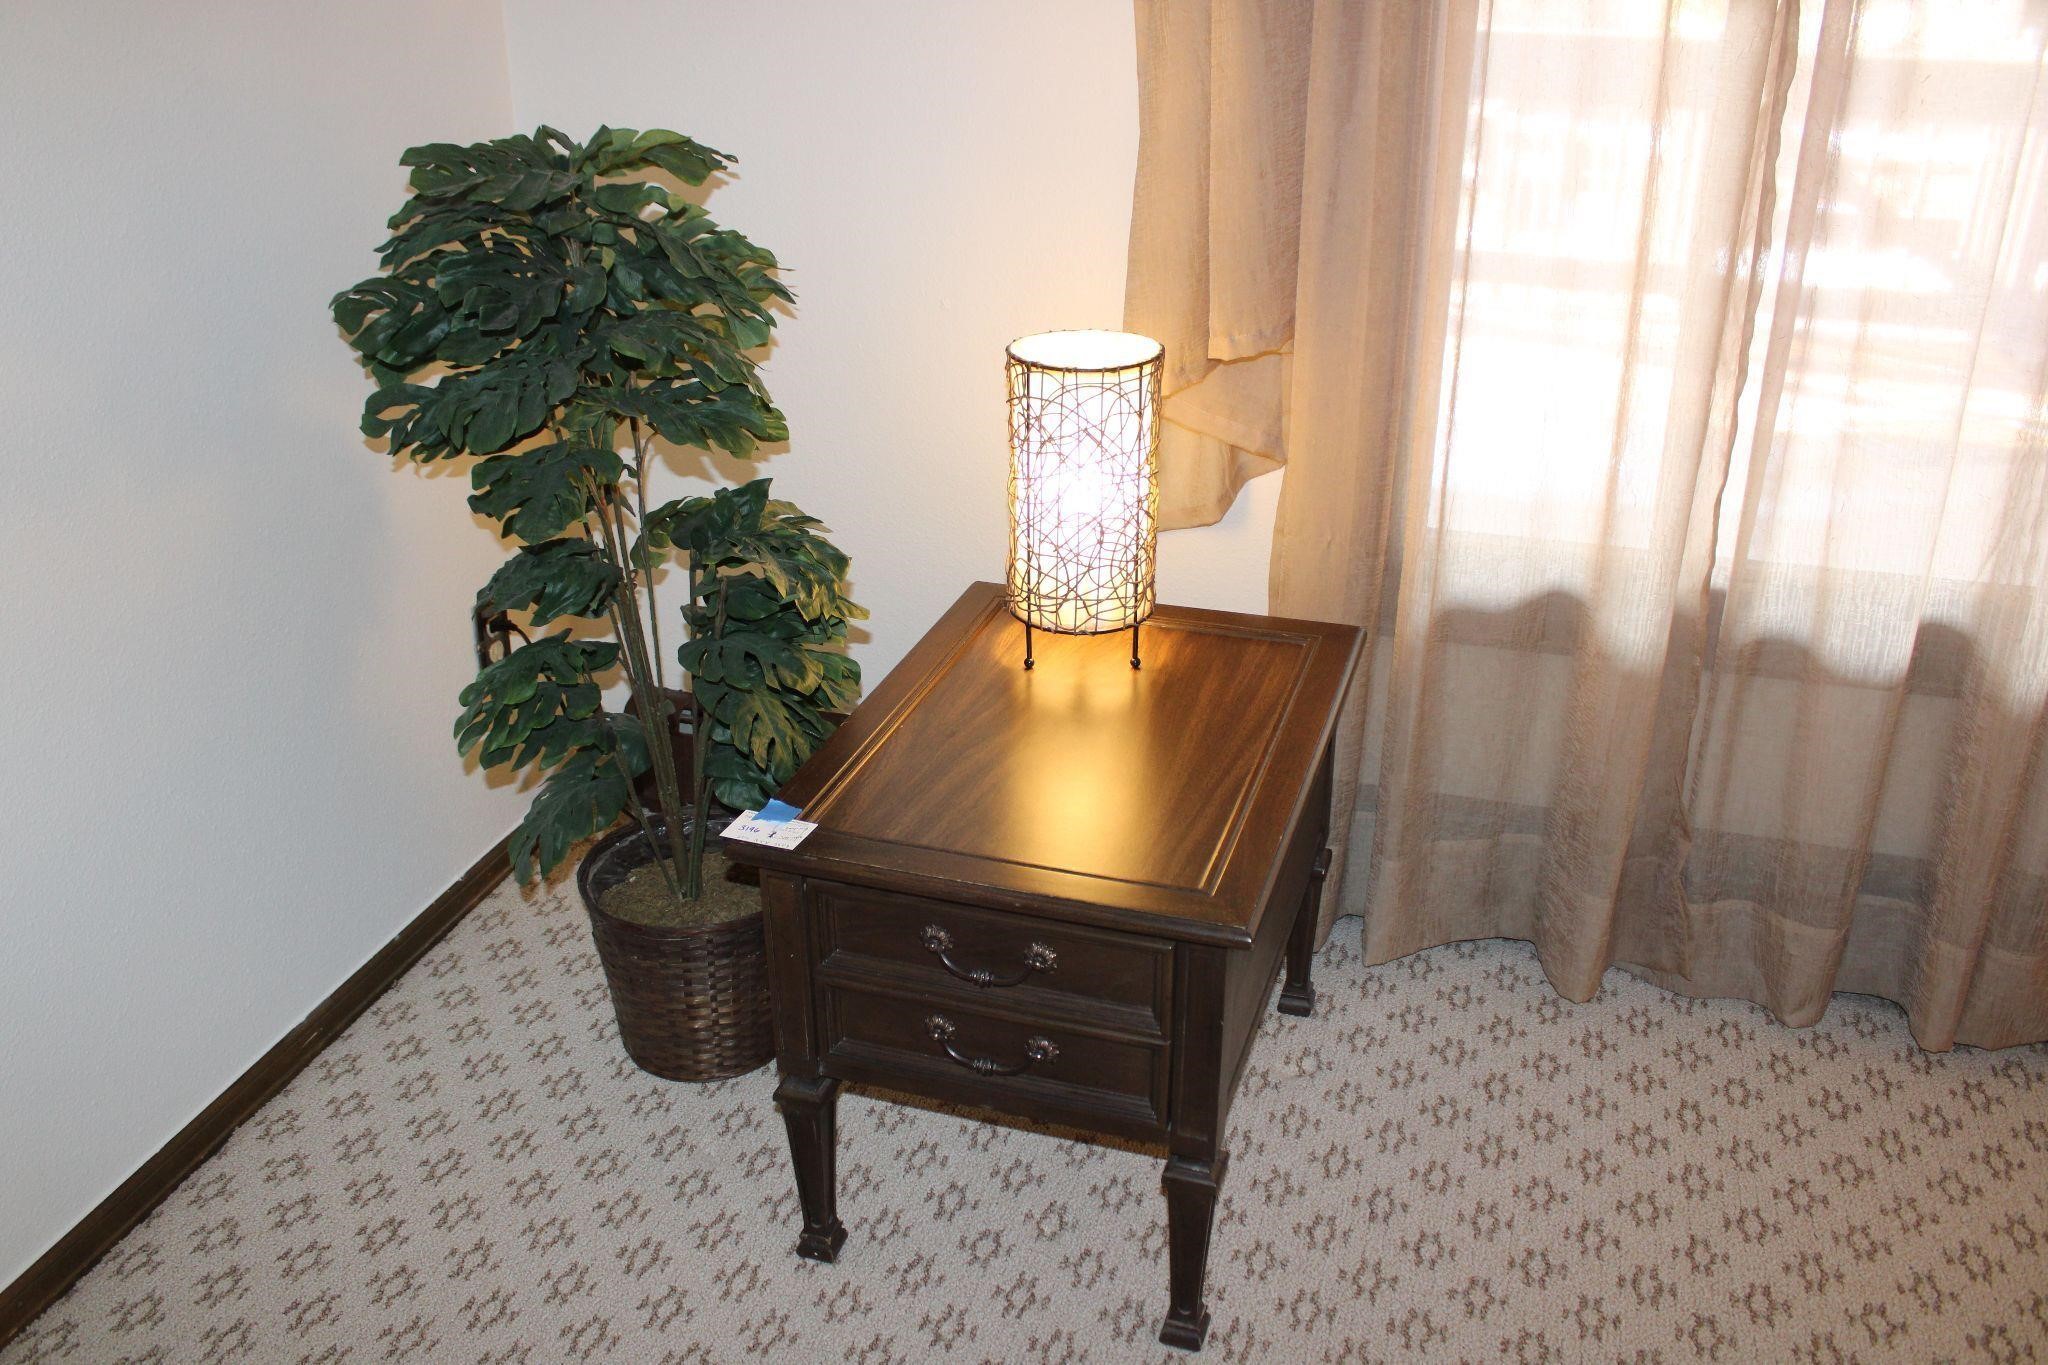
[736,581,1361,946]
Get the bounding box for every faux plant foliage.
[332,126,862,895]
[652,480,862,810]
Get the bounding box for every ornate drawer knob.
[924,1014,1059,1076]
[920,924,1058,988]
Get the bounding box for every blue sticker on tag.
[757,799,803,824]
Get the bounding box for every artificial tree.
[332,126,860,907]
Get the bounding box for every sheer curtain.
[1127,0,2048,1048]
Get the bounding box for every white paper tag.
[723,810,819,850]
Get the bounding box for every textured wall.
[0,2,522,1283]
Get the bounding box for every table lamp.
[1004,329,1164,670]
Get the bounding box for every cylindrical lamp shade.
[1005,330,1164,637]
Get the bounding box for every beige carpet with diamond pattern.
[7,872,2047,1364]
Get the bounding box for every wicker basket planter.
[575,813,773,1082]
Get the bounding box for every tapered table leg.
[1159,1152,1228,1350]
[774,1074,846,1262]
[1278,846,1330,1017]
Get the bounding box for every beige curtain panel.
[1127,0,2048,1050]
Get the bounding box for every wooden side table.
[724,582,1361,1350]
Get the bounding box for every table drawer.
[820,984,1169,1135]
[814,883,1170,1035]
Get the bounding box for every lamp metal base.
[1018,618,1143,670]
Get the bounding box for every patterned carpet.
[8,872,2047,1364]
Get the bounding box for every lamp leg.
[1023,619,1035,671]
[1131,620,1142,670]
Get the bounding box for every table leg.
[1159,1152,1228,1350]
[774,1074,846,1262]
[1278,846,1331,1017]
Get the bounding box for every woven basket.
[576,814,773,1082]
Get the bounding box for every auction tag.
[724,809,819,850]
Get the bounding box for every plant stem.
[603,712,685,903]
[683,566,717,899]
[588,524,683,902]
[587,474,694,899]
[629,417,667,696]
[608,483,668,765]
[612,551,694,891]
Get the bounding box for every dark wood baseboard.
[0,832,514,1351]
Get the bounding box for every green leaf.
[452,354,578,454]
[509,748,634,884]
[365,347,580,461]
[454,632,618,772]
[591,181,666,217]
[611,380,786,458]
[476,540,619,626]
[331,278,448,370]
[377,204,513,268]
[729,314,773,350]
[432,243,565,340]
[500,710,611,772]
[601,311,754,384]
[457,632,616,710]
[731,689,802,771]
[810,651,861,713]
[639,136,730,185]
[564,262,607,317]
[606,709,652,777]
[718,630,819,691]
[469,441,625,542]
[579,127,732,182]
[719,576,783,621]
[402,134,582,211]
[704,742,774,813]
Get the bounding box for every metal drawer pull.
[924,1014,1059,1076]
[918,924,1058,988]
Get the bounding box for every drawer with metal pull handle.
[817,985,1169,1135]
[918,924,1058,988]
[924,1012,1059,1075]
[814,882,1170,1036]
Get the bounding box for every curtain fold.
[1127,0,2048,1049]
[1124,0,1293,527]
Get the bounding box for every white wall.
[502,0,1279,685]
[0,3,522,1284]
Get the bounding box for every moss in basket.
[600,848,760,929]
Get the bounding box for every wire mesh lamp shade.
[1005,330,1164,670]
